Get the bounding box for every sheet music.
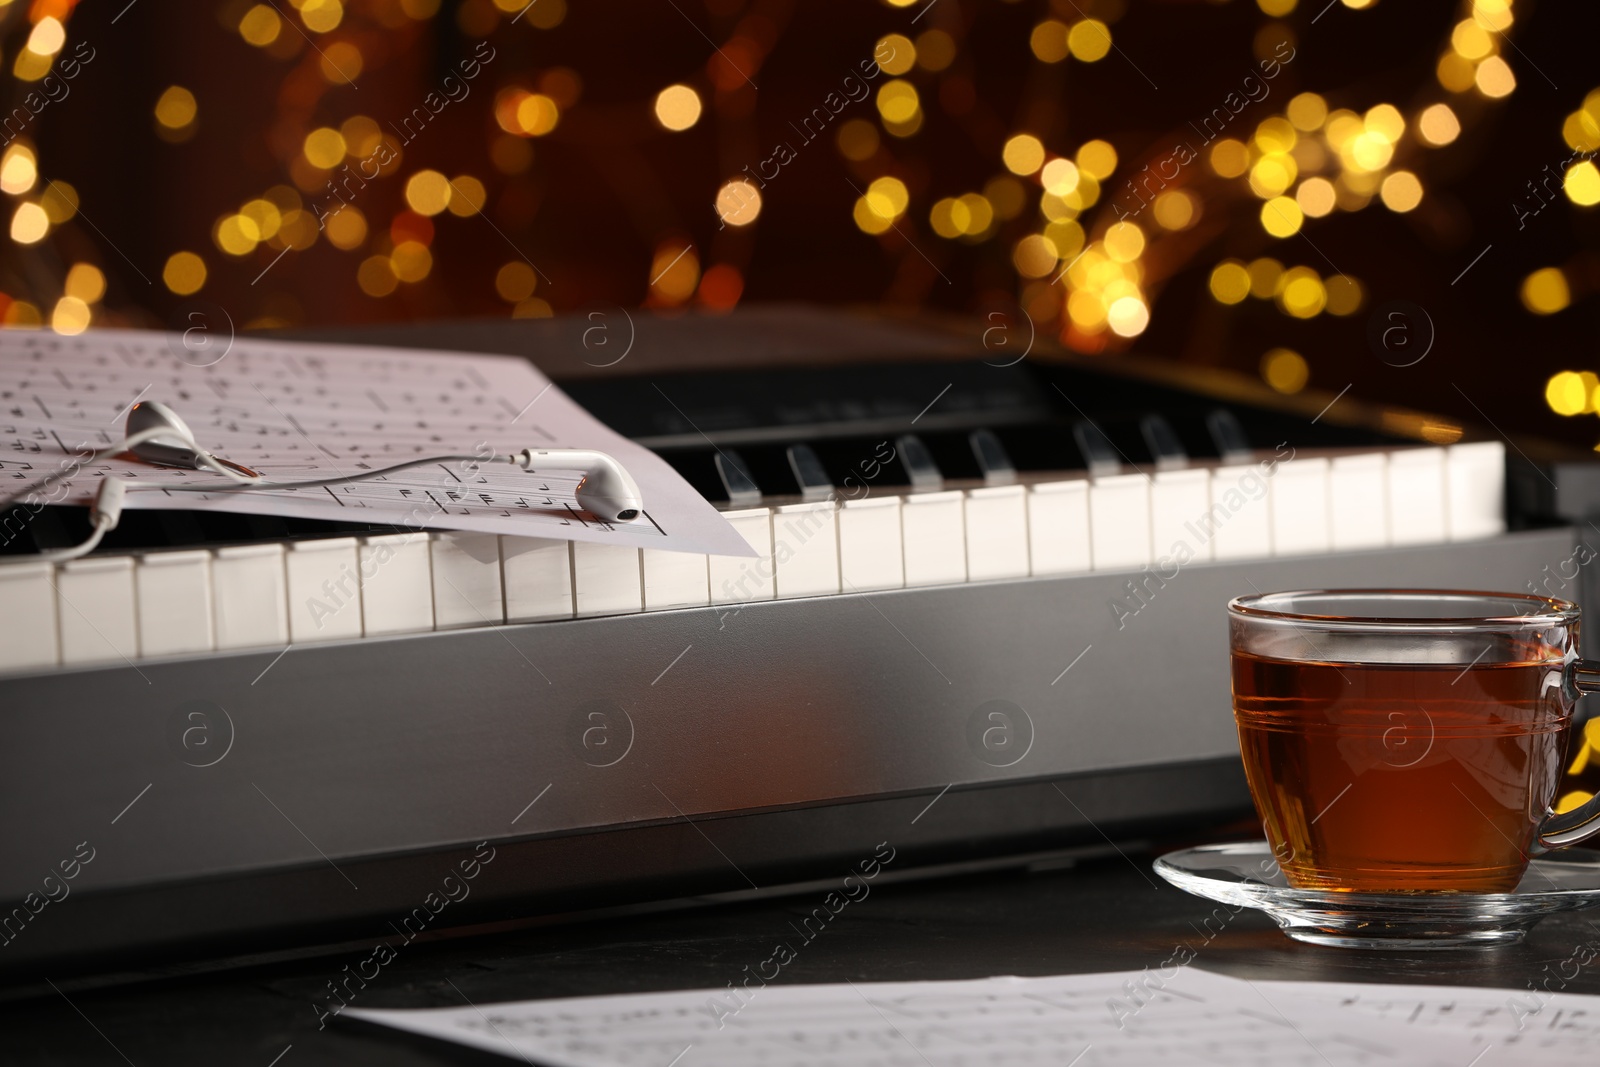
[0,328,754,556]
[346,968,1484,1066]
[1258,977,1600,1064]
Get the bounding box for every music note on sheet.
[347,969,1488,1066]
[0,328,753,557]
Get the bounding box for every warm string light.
[0,0,1573,378]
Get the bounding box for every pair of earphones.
[2,400,644,564]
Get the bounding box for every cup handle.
[1535,660,1600,852]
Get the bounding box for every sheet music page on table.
[345,968,1485,1066]
[0,328,754,557]
[1257,976,1600,1064]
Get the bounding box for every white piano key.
[838,496,904,591]
[901,490,967,587]
[431,532,505,629]
[1026,479,1092,576]
[572,541,642,617]
[286,537,362,643]
[773,501,841,598]
[1329,452,1388,551]
[709,508,775,604]
[1388,447,1448,545]
[359,532,435,636]
[641,548,709,611]
[965,484,1030,581]
[135,550,214,658]
[1447,440,1507,541]
[0,561,58,671]
[213,543,289,650]
[1270,458,1332,557]
[1209,463,1274,561]
[1150,469,1212,565]
[1088,474,1152,571]
[57,555,137,666]
[503,536,575,621]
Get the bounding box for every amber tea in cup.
[1229,591,1600,893]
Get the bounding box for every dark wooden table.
[6,841,1598,1066]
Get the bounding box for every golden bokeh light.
[1247,257,1284,298]
[1277,267,1326,318]
[1296,176,1337,217]
[1379,170,1423,212]
[1103,221,1145,263]
[716,179,762,226]
[40,182,77,224]
[301,0,344,33]
[1260,196,1303,237]
[1258,0,1296,14]
[64,263,105,304]
[1029,20,1069,63]
[303,127,346,169]
[1003,134,1045,176]
[1475,55,1516,97]
[876,34,916,76]
[1254,117,1297,155]
[515,94,560,136]
[1521,268,1571,315]
[1106,296,1149,337]
[1547,371,1588,416]
[357,255,398,297]
[1012,234,1059,279]
[404,169,452,216]
[238,4,282,46]
[1209,139,1249,178]
[1067,20,1112,62]
[320,42,362,83]
[154,86,197,130]
[876,80,920,124]
[1209,260,1251,304]
[324,206,367,250]
[10,200,47,244]
[1249,155,1296,198]
[447,175,486,216]
[391,240,432,283]
[0,144,36,195]
[162,252,207,296]
[27,17,64,57]
[654,85,703,132]
[1075,140,1118,181]
[1041,158,1080,196]
[1152,190,1197,230]
[1262,348,1308,394]
[1324,274,1363,315]
[496,261,538,303]
[1566,161,1600,207]
[1418,103,1461,146]
[649,243,699,303]
[866,176,909,220]
[1364,103,1405,143]
[1565,110,1600,153]
[1451,19,1493,61]
[855,197,893,235]
[50,296,89,336]
[1286,92,1327,131]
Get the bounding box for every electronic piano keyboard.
[0,308,1584,980]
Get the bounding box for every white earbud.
[125,401,261,480]
[125,400,203,466]
[514,448,643,523]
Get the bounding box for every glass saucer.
[1154,842,1600,950]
